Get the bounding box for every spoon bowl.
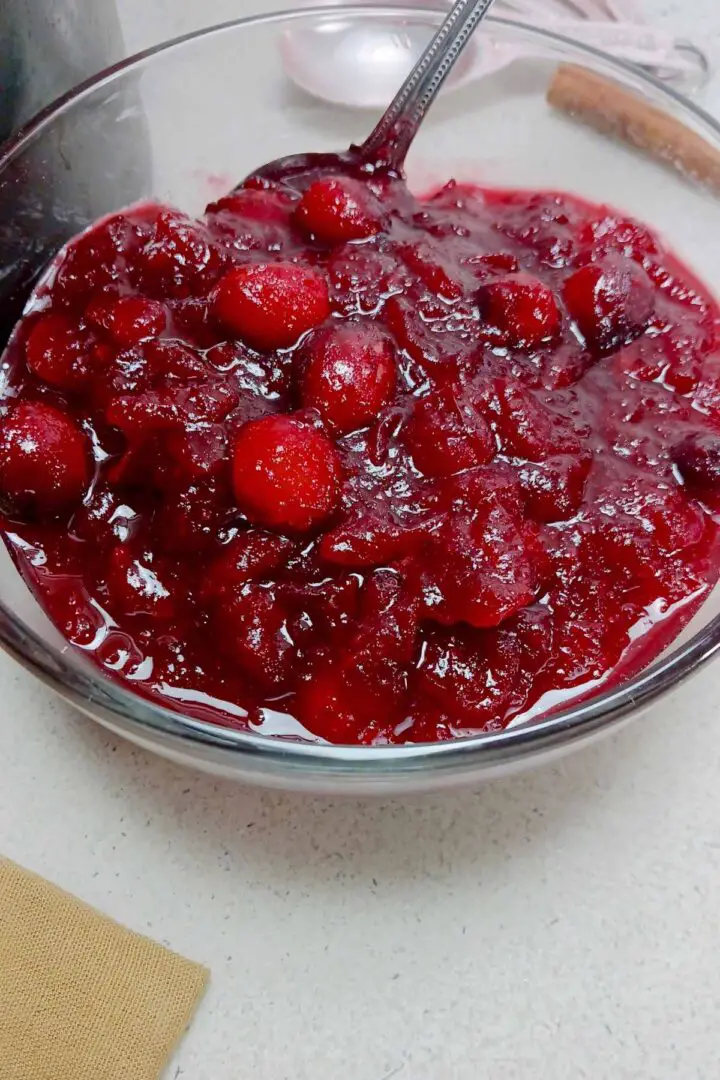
[280,17,481,110]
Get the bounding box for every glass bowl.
[1,6,720,794]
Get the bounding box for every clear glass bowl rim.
[1,4,720,779]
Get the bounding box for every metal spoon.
[244,0,498,188]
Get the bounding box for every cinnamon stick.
[547,63,720,194]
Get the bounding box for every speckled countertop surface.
[2,3,720,1078]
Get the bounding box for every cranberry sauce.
[1,172,720,745]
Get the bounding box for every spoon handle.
[359,0,497,170]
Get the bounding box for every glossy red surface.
[1,172,720,745]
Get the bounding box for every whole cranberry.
[232,413,341,532]
[478,272,561,348]
[294,176,381,245]
[213,263,330,351]
[0,402,90,513]
[301,324,396,434]
[563,256,654,353]
[671,431,720,508]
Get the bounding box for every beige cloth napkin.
[0,857,209,1080]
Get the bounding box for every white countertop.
[3,3,720,1078]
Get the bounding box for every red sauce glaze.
[2,172,720,745]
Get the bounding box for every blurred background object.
[0,0,146,347]
[0,0,126,141]
[280,0,710,109]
